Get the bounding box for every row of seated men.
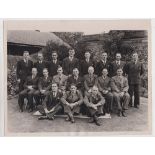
[18,66,130,126]
[17,49,144,126]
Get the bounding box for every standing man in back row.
[124,52,144,108]
[95,51,112,77]
[111,53,126,77]
[62,49,79,76]
[33,52,48,77]
[16,51,33,92]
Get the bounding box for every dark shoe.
[28,109,33,113]
[134,105,139,109]
[122,111,127,117]
[94,120,101,126]
[117,111,122,117]
[65,116,70,121]
[38,116,48,120]
[70,118,75,123]
[88,117,94,123]
[129,103,133,107]
[19,108,23,112]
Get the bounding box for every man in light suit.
[52,66,68,94]
[111,53,126,77]
[37,83,63,120]
[96,68,113,117]
[16,51,33,91]
[62,49,80,76]
[111,68,130,117]
[84,86,105,126]
[84,66,98,96]
[124,52,144,108]
[18,68,39,112]
[61,84,83,123]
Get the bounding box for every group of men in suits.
[16,49,144,126]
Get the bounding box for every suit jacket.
[24,75,39,90]
[84,92,105,107]
[38,76,52,91]
[61,90,83,105]
[96,76,112,92]
[111,60,126,77]
[67,75,84,91]
[48,60,62,76]
[52,74,68,89]
[84,74,98,91]
[80,59,95,76]
[62,57,79,75]
[33,61,49,77]
[16,59,33,79]
[95,60,112,77]
[43,91,63,111]
[124,61,144,84]
[111,75,129,92]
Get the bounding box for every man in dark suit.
[80,50,95,76]
[33,52,48,77]
[95,51,112,77]
[16,51,33,91]
[18,68,39,112]
[84,86,105,126]
[62,49,80,76]
[34,68,52,106]
[96,68,113,117]
[48,51,62,77]
[67,68,84,92]
[37,83,63,120]
[124,52,144,108]
[111,53,126,77]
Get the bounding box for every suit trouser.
[87,105,104,117]
[113,92,130,111]
[102,92,113,113]
[63,104,81,118]
[18,89,36,110]
[128,84,140,106]
[37,104,62,119]
[18,79,25,92]
[33,90,49,106]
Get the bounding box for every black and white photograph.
[4,20,151,135]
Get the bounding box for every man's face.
[101,53,107,60]
[52,84,58,92]
[43,69,48,77]
[102,69,108,76]
[23,52,29,60]
[92,87,98,95]
[38,53,43,61]
[32,68,37,76]
[117,69,123,76]
[57,68,63,74]
[70,85,77,93]
[132,53,138,61]
[88,67,94,74]
[85,52,90,59]
[52,53,58,60]
[73,69,79,76]
[116,53,121,61]
[69,50,75,57]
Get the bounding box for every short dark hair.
[23,51,29,55]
